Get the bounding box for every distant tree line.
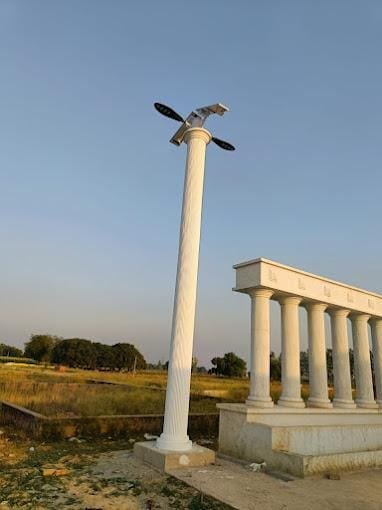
[147,356,208,374]
[4,334,373,385]
[0,343,23,358]
[23,334,146,371]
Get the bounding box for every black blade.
[212,137,235,151]
[154,102,184,122]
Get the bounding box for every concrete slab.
[134,440,215,472]
[169,457,382,510]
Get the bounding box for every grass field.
[0,365,249,418]
[0,364,318,418]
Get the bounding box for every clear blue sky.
[1,1,381,366]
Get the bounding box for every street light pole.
[154,103,234,452]
[156,127,211,451]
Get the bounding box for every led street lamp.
[154,102,235,150]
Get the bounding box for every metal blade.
[154,103,184,122]
[211,137,235,151]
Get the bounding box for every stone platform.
[134,440,215,472]
[218,404,382,477]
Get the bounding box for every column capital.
[304,302,328,312]
[328,308,350,318]
[184,127,212,145]
[248,288,274,299]
[279,295,302,306]
[369,317,382,326]
[349,313,371,323]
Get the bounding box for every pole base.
[134,441,215,472]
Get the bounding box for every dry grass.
[0,366,236,417]
[0,364,323,418]
[0,379,223,418]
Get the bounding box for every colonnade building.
[218,258,382,476]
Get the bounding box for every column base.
[307,397,333,409]
[134,441,215,472]
[246,396,274,408]
[377,400,382,408]
[355,399,378,409]
[156,433,193,452]
[277,397,305,409]
[333,398,356,409]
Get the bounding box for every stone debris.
[143,433,158,440]
[325,473,341,480]
[248,461,267,472]
[42,467,71,477]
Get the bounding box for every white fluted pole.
[157,127,212,452]
[306,303,332,408]
[351,314,377,409]
[370,318,382,407]
[330,309,356,408]
[246,288,274,407]
[278,296,305,408]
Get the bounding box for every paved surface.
[169,457,382,510]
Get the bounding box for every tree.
[0,344,23,358]
[93,343,115,370]
[349,348,355,386]
[112,343,146,371]
[270,351,281,381]
[326,348,333,385]
[211,356,225,376]
[24,334,61,363]
[51,338,96,368]
[191,356,198,373]
[211,352,247,378]
[300,350,309,382]
[51,338,146,371]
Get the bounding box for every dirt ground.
[1,427,382,510]
[0,429,227,509]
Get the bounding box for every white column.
[278,296,305,408]
[330,309,355,408]
[351,314,377,409]
[306,303,332,408]
[370,318,382,407]
[157,127,212,451]
[246,288,274,408]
